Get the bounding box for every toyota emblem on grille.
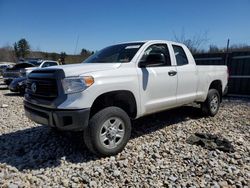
[31,82,37,93]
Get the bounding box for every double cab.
[24,40,228,156]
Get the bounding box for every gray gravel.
[0,81,250,187]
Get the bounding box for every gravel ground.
[0,81,250,188]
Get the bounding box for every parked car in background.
[3,60,58,85]
[9,77,27,94]
[8,60,59,94]
[0,62,15,76]
[3,60,39,85]
[24,60,59,76]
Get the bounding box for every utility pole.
[225,38,230,65]
[74,35,79,55]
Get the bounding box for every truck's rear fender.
[90,90,137,119]
[197,79,223,103]
[208,80,223,102]
[195,66,227,102]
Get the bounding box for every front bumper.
[24,101,90,131]
[9,83,18,92]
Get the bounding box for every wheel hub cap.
[99,117,125,149]
[210,94,218,112]
[107,128,117,139]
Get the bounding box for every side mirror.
[139,53,165,67]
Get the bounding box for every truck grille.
[26,69,64,102]
[3,71,21,78]
[26,78,58,99]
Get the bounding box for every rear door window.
[173,45,189,66]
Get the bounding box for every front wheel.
[84,107,131,156]
[201,89,220,117]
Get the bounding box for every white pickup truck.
[24,40,228,156]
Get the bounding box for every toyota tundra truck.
[24,40,228,156]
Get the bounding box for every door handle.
[168,70,177,76]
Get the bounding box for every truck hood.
[46,63,121,77]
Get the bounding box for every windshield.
[29,60,42,66]
[23,59,42,66]
[84,42,144,63]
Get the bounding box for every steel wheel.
[210,94,219,113]
[201,89,220,117]
[84,107,131,156]
[99,117,125,149]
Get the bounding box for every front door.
[137,43,178,115]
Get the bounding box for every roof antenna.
[74,35,79,55]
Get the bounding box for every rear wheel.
[84,107,131,156]
[201,89,220,116]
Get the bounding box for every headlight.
[62,76,94,94]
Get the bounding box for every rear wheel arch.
[201,89,220,116]
[208,80,222,102]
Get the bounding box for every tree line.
[0,38,250,63]
[0,38,93,64]
[173,30,250,54]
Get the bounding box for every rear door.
[138,43,178,115]
[172,45,198,105]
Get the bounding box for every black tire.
[201,89,220,117]
[84,107,131,156]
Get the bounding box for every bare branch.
[173,29,209,54]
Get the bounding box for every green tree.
[44,52,49,59]
[14,42,20,58]
[80,48,91,56]
[13,38,30,59]
[80,48,92,61]
[51,53,59,61]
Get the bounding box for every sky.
[0,0,250,54]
